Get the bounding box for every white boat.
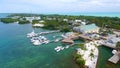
[44,40,49,44]
[61,47,64,50]
[33,40,41,45]
[27,30,37,38]
[65,45,69,49]
[61,34,67,38]
[56,49,60,52]
[54,39,59,42]
[54,46,64,52]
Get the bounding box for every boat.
[61,47,64,50]
[65,45,69,49]
[54,39,59,42]
[54,46,65,52]
[33,40,41,45]
[27,30,37,38]
[54,46,62,52]
[61,34,67,38]
[44,40,49,44]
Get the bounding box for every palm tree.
[89,52,94,60]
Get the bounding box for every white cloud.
[0,0,120,13]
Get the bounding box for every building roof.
[79,24,99,31]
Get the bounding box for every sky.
[0,0,120,13]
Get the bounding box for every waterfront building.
[102,35,120,48]
[73,24,100,34]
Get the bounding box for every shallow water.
[0,22,81,68]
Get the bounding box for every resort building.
[63,19,68,22]
[75,19,82,23]
[25,16,41,22]
[102,35,120,48]
[73,24,100,34]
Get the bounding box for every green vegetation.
[19,20,30,24]
[89,52,94,60]
[76,44,86,50]
[116,42,120,47]
[32,20,40,24]
[2,13,120,30]
[42,20,71,32]
[0,17,30,24]
[0,18,18,23]
[74,53,85,68]
[100,29,114,36]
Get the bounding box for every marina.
[0,13,120,68]
[27,30,60,45]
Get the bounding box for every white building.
[73,24,100,34]
[63,19,68,22]
[25,16,41,22]
[75,19,82,23]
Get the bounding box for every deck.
[79,34,93,41]
[108,54,120,64]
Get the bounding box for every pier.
[37,30,60,35]
[108,54,120,64]
[79,34,93,41]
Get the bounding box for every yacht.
[33,40,41,45]
[27,30,37,38]
[54,46,61,52]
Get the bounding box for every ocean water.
[0,14,80,68]
[56,12,120,17]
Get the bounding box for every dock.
[79,34,93,41]
[108,54,120,64]
[102,43,116,48]
[62,38,74,44]
[38,30,60,35]
[108,51,120,64]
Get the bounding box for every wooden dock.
[108,54,120,64]
[102,43,116,48]
[79,34,93,41]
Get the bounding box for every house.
[75,19,82,23]
[63,19,68,22]
[25,17,35,22]
[34,17,41,20]
[11,16,20,19]
[24,16,41,22]
[73,24,100,34]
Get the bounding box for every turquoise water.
[54,12,120,17]
[0,22,81,68]
[97,46,120,68]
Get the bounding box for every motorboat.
[65,45,69,49]
[33,40,41,45]
[27,30,37,38]
[54,46,65,52]
[54,39,60,42]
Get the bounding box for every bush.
[19,20,30,24]
[116,42,120,47]
[77,44,86,50]
[76,58,85,66]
